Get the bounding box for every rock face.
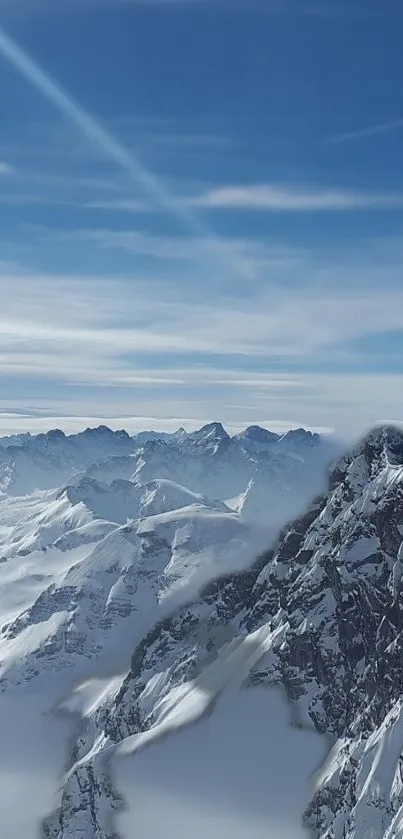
[40,424,403,839]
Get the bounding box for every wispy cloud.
[1,269,403,370]
[190,184,403,212]
[327,118,403,145]
[0,373,401,441]
[0,263,402,437]
[0,161,16,175]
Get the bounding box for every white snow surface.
[0,495,255,687]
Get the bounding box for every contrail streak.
[327,118,403,145]
[0,26,227,249]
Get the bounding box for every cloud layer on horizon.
[0,249,402,439]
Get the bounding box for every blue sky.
[0,0,403,438]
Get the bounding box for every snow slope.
[0,502,253,688]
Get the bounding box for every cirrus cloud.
[190,183,403,212]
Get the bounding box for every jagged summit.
[40,428,66,440]
[0,420,327,452]
[181,423,231,457]
[236,425,280,444]
[329,423,403,491]
[191,421,230,439]
[278,427,320,447]
[81,424,131,440]
[356,422,403,462]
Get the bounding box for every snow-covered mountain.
[9,420,403,839]
[85,424,337,532]
[0,423,337,531]
[0,421,331,696]
[4,422,399,839]
[0,426,136,495]
[0,465,265,688]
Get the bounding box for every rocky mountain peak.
[191,422,230,440]
[278,427,321,447]
[237,425,280,444]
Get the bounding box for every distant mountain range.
[0,424,339,530]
